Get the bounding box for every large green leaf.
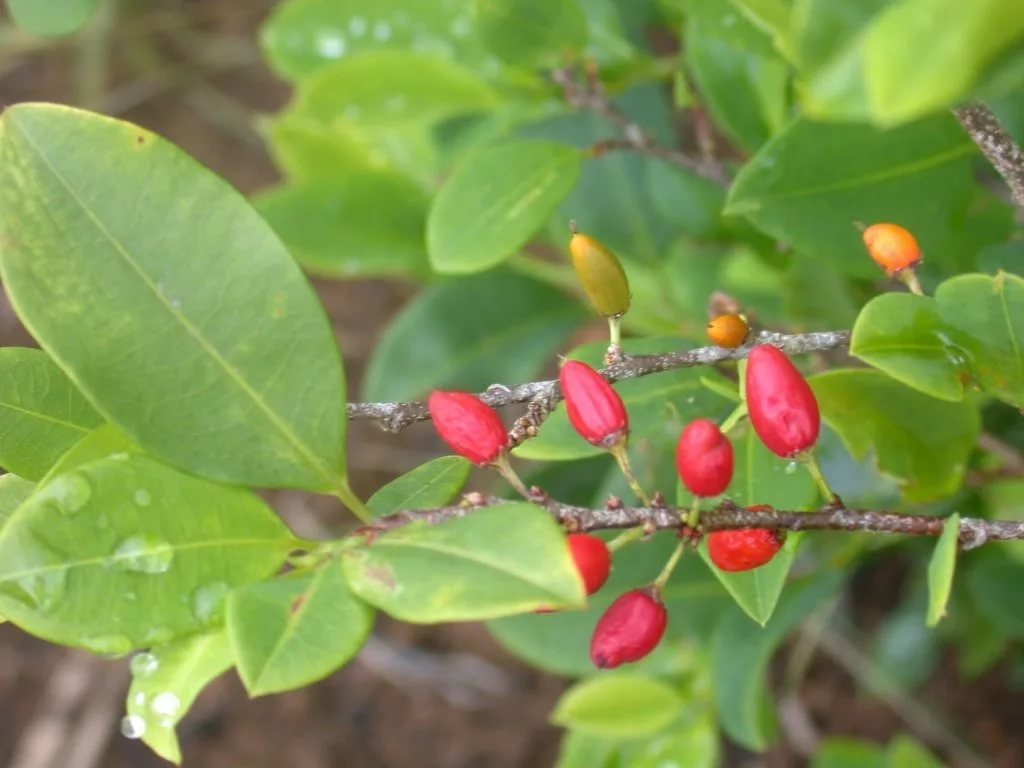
[712,572,843,750]
[725,115,975,277]
[0,455,294,653]
[473,0,587,68]
[0,348,103,480]
[5,0,100,37]
[0,104,349,492]
[227,559,373,696]
[124,631,234,765]
[966,549,1024,638]
[0,474,34,530]
[863,0,1024,125]
[362,269,583,401]
[367,455,471,517]
[852,273,1024,408]
[342,502,585,621]
[697,428,816,626]
[926,514,959,627]
[617,710,719,768]
[554,730,617,768]
[260,0,488,81]
[40,424,139,484]
[810,370,979,501]
[428,141,583,274]
[551,675,683,738]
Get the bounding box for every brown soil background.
[0,3,1022,767]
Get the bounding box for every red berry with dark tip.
[427,390,507,465]
[745,344,820,458]
[567,533,612,595]
[707,529,783,572]
[676,419,733,497]
[589,588,667,669]
[560,360,629,448]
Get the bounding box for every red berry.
[862,223,921,275]
[560,360,628,448]
[427,390,507,465]
[567,533,611,595]
[745,345,820,458]
[589,588,667,669]
[707,529,783,572]
[676,419,733,497]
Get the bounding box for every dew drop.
[372,21,392,41]
[785,461,799,475]
[450,16,471,37]
[120,714,147,739]
[112,534,174,574]
[315,30,347,58]
[150,691,181,726]
[130,652,159,677]
[109,452,130,462]
[83,633,133,658]
[133,489,152,508]
[132,690,147,707]
[348,15,367,36]
[191,582,230,624]
[0,537,68,612]
[35,473,92,516]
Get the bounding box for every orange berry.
[706,313,749,348]
[862,223,921,275]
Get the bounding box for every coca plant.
[2,0,1024,766]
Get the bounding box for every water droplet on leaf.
[84,633,133,658]
[785,461,798,475]
[120,714,147,739]
[112,535,174,574]
[133,489,152,507]
[191,582,230,624]
[150,691,181,726]
[130,652,159,677]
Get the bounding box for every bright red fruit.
[567,533,611,595]
[707,529,783,572]
[560,360,628,448]
[590,588,667,669]
[676,419,733,497]
[427,390,507,465]
[745,344,820,457]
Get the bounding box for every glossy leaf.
[697,428,816,625]
[124,631,233,765]
[5,0,100,37]
[618,711,719,768]
[810,370,979,501]
[474,0,587,68]
[712,572,843,750]
[292,50,498,127]
[554,730,616,768]
[227,559,373,696]
[342,502,585,621]
[367,455,471,517]
[0,348,103,480]
[362,270,583,402]
[260,0,486,81]
[40,424,139,484]
[0,474,34,530]
[725,115,975,277]
[428,141,583,274]
[551,675,683,738]
[0,455,294,653]
[0,104,348,491]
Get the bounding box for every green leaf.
[0,348,103,480]
[886,734,944,768]
[697,429,816,625]
[474,0,587,68]
[515,337,732,461]
[551,675,683,738]
[712,571,843,750]
[260,0,487,81]
[227,559,373,696]
[812,739,887,768]
[0,455,294,653]
[5,0,100,37]
[617,710,719,768]
[555,730,617,768]
[810,370,979,501]
[362,269,583,402]
[265,115,387,181]
[342,502,585,621]
[292,50,498,127]
[0,474,34,530]
[124,631,234,765]
[0,104,348,491]
[255,175,429,278]
[911,535,964,640]
[725,115,975,277]
[864,0,1024,125]
[967,549,1024,638]
[367,456,472,517]
[427,140,583,274]
[40,424,139,484]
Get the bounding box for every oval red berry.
[427,390,507,465]
[560,360,628,448]
[567,533,611,595]
[589,588,667,669]
[745,345,820,458]
[676,419,733,497]
[707,528,783,572]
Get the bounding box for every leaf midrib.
[0,399,94,433]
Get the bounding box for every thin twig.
[361,493,1019,550]
[954,102,1024,211]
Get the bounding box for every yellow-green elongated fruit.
[569,228,631,318]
